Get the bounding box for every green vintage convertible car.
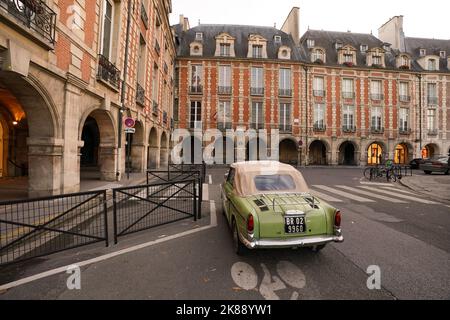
[221,161,344,254]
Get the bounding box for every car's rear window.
[254,174,296,191]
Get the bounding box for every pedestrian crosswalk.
[309,183,440,205]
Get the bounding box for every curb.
[399,177,450,204]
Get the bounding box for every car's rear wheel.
[232,219,246,255]
[424,171,432,175]
[310,244,326,253]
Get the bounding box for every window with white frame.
[218,65,231,93]
[427,83,437,104]
[343,105,355,130]
[279,68,291,96]
[279,103,291,131]
[101,0,114,59]
[195,32,203,41]
[219,43,231,57]
[372,55,382,65]
[152,65,159,102]
[360,45,368,52]
[399,82,409,101]
[314,104,325,129]
[371,107,383,131]
[427,109,436,131]
[371,80,383,100]
[190,101,202,129]
[440,51,446,59]
[342,78,354,98]
[252,45,263,58]
[399,108,409,132]
[251,102,264,128]
[251,67,264,94]
[313,77,325,96]
[428,59,437,71]
[344,53,354,63]
[218,101,232,128]
[274,36,281,43]
[312,49,324,62]
[307,39,315,48]
[400,55,409,67]
[420,49,426,56]
[191,65,203,92]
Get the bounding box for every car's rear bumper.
[239,230,344,249]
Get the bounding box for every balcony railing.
[164,62,168,75]
[163,111,168,124]
[371,127,385,134]
[250,87,264,96]
[342,125,356,133]
[218,86,232,94]
[313,123,326,132]
[279,124,292,133]
[399,128,411,135]
[154,39,160,55]
[250,123,264,130]
[97,54,120,89]
[0,0,57,45]
[399,95,411,102]
[428,129,438,136]
[342,92,355,99]
[190,85,203,94]
[313,90,325,97]
[140,3,148,29]
[152,101,158,115]
[370,93,384,101]
[217,122,232,130]
[427,97,438,105]
[278,88,292,97]
[136,83,145,106]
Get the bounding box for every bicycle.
[363,165,396,182]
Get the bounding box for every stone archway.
[394,143,412,164]
[422,143,439,159]
[0,71,61,196]
[338,141,357,165]
[309,140,328,165]
[279,139,298,165]
[79,109,117,181]
[148,127,158,169]
[160,131,168,168]
[129,121,145,172]
[367,142,385,165]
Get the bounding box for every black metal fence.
[392,165,413,178]
[0,190,108,266]
[112,180,198,243]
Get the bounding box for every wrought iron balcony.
[428,129,438,136]
[250,123,264,130]
[154,39,160,55]
[189,85,203,94]
[0,0,56,46]
[163,111,168,124]
[218,86,232,94]
[97,54,120,89]
[370,127,385,134]
[217,122,232,130]
[250,87,264,96]
[278,88,292,97]
[427,97,438,105]
[342,91,355,99]
[152,101,158,115]
[140,3,148,29]
[342,125,356,133]
[313,90,325,97]
[279,124,292,133]
[136,83,145,106]
[399,128,411,135]
[399,95,411,102]
[313,123,326,132]
[370,93,384,101]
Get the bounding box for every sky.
[169,0,450,40]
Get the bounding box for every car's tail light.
[247,215,254,233]
[334,210,341,227]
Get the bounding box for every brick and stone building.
[0,0,176,196]
[173,9,450,166]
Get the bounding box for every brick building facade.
[173,9,450,166]
[0,0,175,196]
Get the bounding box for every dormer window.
[420,49,426,56]
[339,45,357,66]
[398,54,411,69]
[440,51,446,59]
[335,42,343,50]
[195,32,203,41]
[247,34,268,59]
[220,43,231,57]
[215,32,236,58]
[428,59,437,71]
[344,54,353,63]
[373,56,382,66]
[190,42,203,56]
[360,45,368,52]
[252,45,263,58]
[307,39,315,48]
[274,36,281,44]
[278,46,291,60]
[382,44,391,51]
[312,48,325,63]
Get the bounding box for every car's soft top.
[231,161,309,196]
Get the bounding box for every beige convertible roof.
[231,161,310,196]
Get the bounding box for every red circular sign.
[124,117,135,128]
[299,140,303,147]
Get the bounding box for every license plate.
[284,216,306,234]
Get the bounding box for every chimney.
[281,7,300,45]
[179,14,190,31]
[378,15,405,51]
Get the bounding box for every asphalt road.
[0,167,449,300]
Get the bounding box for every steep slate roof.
[299,29,397,68]
[405,37,450,70]
[174,24,302,61]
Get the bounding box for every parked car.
[419,156,450,175]
[409,158,426,170]
[221,161,344,254]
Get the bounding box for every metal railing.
[428,129,438,136]
[313,124,326,132]
[140,2,148,28]
[370,93,384,101]
[342,125,356,133]
[190,85,203,94]
[342,92,355,99]
[399,128,412,135]
[251,87,264,96]
[278,88,292,97]
[218,86,232,94]
[0,190,108,265]
[218,122,232,130]
[97,54,120,89]
[427,97,438,105]
[371,127,385,134]
[279,124,292,133]
[399,95,411,102]
[152,101,158,115]
[154,39,160,55]
[313,90,325,97]
[0,0,56,45]
[136,83,145,106]
[250,123,265,130]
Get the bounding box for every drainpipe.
[417,73,422,155]
[117,0,133,179]
[303,65,309,166]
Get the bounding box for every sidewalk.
[400,172,450,203]
[79,173,148,192]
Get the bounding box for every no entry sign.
[124,117,135,128]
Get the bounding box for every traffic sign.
[124,117,135,128]
[125,128,136,134]
[299,140,303,147]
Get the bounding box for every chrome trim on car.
[239,232,344,249]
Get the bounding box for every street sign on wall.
[125,128,136,134]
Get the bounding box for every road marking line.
[309,189,343,203]
[359,186,439,204]
[336,185,407,203]
[380,186,415,195]
[360,181,393,186]
[203,183,209,201]
[0,201,218,292]
[208,175,212,185]
[313,185,375,202]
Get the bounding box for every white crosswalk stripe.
[313,185,375,202]
[380,186,415,195]
[309,189,343,203]
[335,185,407,203]
[359,186,438,204]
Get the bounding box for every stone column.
[131,143,146,172]
[99,144,118,181]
